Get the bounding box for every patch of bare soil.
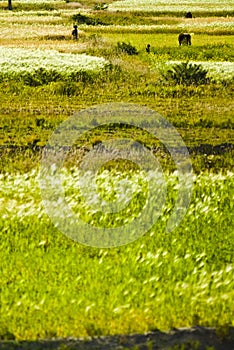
[0,327,234,350]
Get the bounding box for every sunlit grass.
[1,169,233,339]
[101,33,234,48]
[82,19,234,35]
[0,1,233,341]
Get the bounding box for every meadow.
[0,0,233,346]
[109,0,234,14]
[1,169,234,339]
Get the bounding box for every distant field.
[109,0,234,13]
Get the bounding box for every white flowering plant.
[0,46,109,84]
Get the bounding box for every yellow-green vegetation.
[1,170,234,339]
[0,0,233,343]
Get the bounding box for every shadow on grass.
[0,326,234,350]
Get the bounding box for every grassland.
[1,170,234,339]
[0,0,233,345]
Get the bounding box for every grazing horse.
[185,12,192,18]
[178,33,191,46]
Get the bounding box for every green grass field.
[0,0,233,343]
[1,169,233,339]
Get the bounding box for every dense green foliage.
[161,61,210,86]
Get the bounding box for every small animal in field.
[178,33,191,46]
[185,11,192,18]
[72,25,78,40]
[146,44,151,53]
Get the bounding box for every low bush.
[72,13,105,25]
[20,68,62,86]
[116,42,138,55]
[161,61,210,86]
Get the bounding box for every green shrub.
[21,68,62,86]
[161,61,210,86]
[116,42,138,55]
[72,13,104,26]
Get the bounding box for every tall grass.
[1,169,233,339]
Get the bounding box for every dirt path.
[0,326,234,350]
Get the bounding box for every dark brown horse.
[185,12,192,18]
[178,33,191,46]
